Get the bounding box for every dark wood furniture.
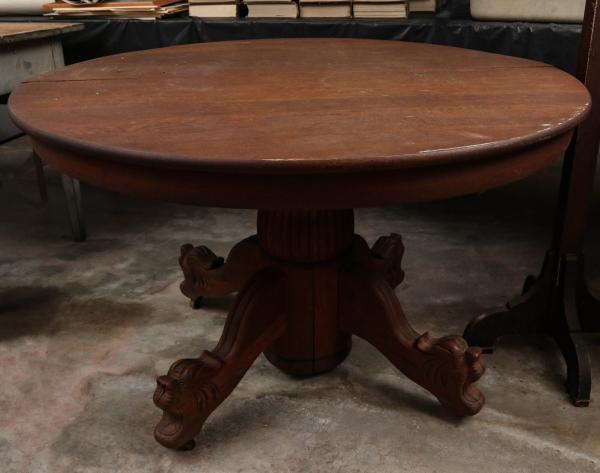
[8,39,590,450]
[464,0,600,407]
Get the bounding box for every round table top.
[8,38,591,208]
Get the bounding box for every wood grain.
[0,22,83,44]
[163,210,485,451]
[154,267,286,450]
[463,0,600,408]
[9,39,590,174]
[29,132,573,209]
[9,38,591,445]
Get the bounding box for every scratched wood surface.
[9,38,591,172]
[7,38,591,208]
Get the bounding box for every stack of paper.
[353,0,407,18]
[43,1,188,18]
[245,0,298,17]
[299,0,350,18]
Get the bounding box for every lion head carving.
[416,332,485,416]
[153,352,224,448]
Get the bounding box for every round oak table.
[9,38,590,451]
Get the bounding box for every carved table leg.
[156,209,486,451]
[153,268,286,450]
[179,236,269,308]
[340,237,485,416]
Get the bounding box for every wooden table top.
[0,22,83,45]
[7,38,592,208]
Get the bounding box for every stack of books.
[189,0,238,17]
[43,0,188,18]
[299,0,350,18]
[409,0,435,13]
[353,0,407,18]
[471,0,584,23]
[245,0,298,17]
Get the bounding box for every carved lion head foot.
[153,352,224,449]
[416,333,486,416]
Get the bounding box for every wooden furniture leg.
[32,152,48,203]
[465,252,599,405]
[157,209,486,450]
[341,236,485,417]
[464,0,600,406]
[463,253,554,351]
[179,236,269,308]
[153,267,286,450]
[578,257,600,333]
[61,174,86,242]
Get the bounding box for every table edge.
[0,22,84,45]
[7,37,592,174]
[28,130,574,209]
[9,102,590,174]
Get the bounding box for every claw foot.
[153,351,229,449]
[415,332,485,416]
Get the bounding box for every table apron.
[31,132,572,209]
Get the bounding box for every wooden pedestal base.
[464,251,600,406]
[154,210,486,450]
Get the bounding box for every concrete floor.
[1,137,600,473]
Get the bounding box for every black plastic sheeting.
[1,9,582,73]
[437,0,470,18]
